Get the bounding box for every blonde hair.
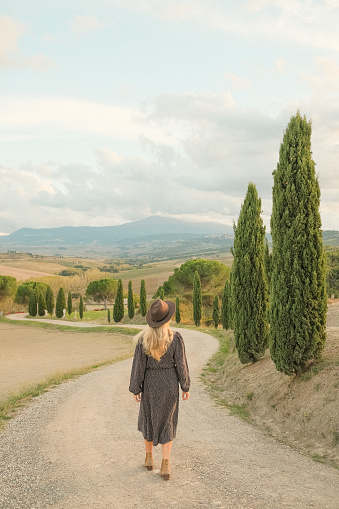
[135,323,173,361]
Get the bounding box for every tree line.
[229,111,327,375]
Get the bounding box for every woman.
[129,298,190,480]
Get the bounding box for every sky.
[1,0,339,235]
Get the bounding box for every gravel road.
[1,324,338,509]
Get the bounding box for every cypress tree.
[229,270,234,329]
[221,280,231,330]
[55,287,66,318]
[232,182,269,363]
[270,111,327,375]
[113,279,124,322]
[175,296,181,324]
[79,295,84,319]
[193,271,202,327]
[38,291,46,316]
[28,290,37,317]
[128,280,134,319]
[140,279,147,317]
[159,287,165,300]
[212,295,220,328]
[264,239,272,287]
[67,291,72,316]
[107,308,111,323]
[45,285,54,315]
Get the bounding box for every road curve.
[0,321,338,508]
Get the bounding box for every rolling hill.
[0,216,234,258]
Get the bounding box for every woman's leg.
[160,441,172,480]
[144,439,153,453]
[161,441,172,460]
[144,440,154,470]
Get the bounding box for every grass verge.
[195,328,253,422]
[0,354,131,431]
[0,316,141,336]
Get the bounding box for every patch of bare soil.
[205,302,339,467]
[0,323,134,401]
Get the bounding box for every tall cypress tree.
[38,291,46,316]
[55,287,66,318]
[232,182,269,363]
[221,280,231,330]
[128,280,134,319]
[264,239,271,286]
[45,285,54,315]
[79,295,84,319]
[270,111,327,375]
[113,279,124,322]
[175,296,181,324]
[67,291,72,316]
[140,279,147,317]
[28,290,37,317]
[212,295,220,328]
[193,271,202,327]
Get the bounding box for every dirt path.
[1,323,339,508]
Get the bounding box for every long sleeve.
[129,341,147,395]
[174,332,190,392]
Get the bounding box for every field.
[0,252,234,304]
[113,259,182,294]
[0,321,136,402]
[0,253,102,275]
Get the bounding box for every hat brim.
[146,300,176,328]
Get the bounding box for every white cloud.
[301,57,339,93]
[113,0,199,23]
[0,15,24,66]
[1,88,337,232]
[70,15,106,34]
[0,96,176,145]
[115,1,339,52]
[274,57,292,74]
[0,15,55,70]
[225,73,253,91]
[95,147,123,167]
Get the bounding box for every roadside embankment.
[202,302,339,469]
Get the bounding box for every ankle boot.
[144,452,154,471]
[160,459,170,480]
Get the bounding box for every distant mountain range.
[0,216,235,257]
[0,217,337,259]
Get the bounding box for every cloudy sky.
[1,0,339,235]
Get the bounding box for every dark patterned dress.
[129,331,190,446]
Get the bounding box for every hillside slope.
[204,301,339,468]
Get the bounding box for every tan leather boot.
[144,452,154,471]
[159,459,170,480]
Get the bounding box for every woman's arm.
[129,341,147,396]
[174,332,191,393]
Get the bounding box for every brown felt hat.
[146,299,176,328]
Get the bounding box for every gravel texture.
[1,326,339,508]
